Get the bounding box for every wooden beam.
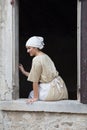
[81,0,87,104]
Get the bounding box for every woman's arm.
[19,64,29,77]
[26,82,39,103]
[33,82,39,99]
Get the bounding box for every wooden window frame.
[80,0,87,104]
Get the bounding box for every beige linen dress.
[27,54,68,101]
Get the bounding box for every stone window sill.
[0,99,87,114]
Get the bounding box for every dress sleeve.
[27,58,42,82]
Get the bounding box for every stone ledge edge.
[0,99,87,114]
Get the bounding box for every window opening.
[19,0,77,99]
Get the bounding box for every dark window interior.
[19,0,77,99]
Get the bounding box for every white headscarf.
[26,36,45,50]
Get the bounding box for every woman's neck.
[35,50,44,56]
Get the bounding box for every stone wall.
[0,111,87,130]
[0,0,13,100]
[0,100,87,130]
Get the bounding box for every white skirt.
[28,76,68,101]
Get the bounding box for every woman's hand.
[26,98,38,104]
[19,64,25,74]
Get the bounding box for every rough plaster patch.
[8,112,87,129]
[0,79,12,100]
[1,111,87,130]
[22,113,32,120]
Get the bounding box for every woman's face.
[26,46,37,56]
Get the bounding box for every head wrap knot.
[26,36,45,50]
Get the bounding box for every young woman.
[19,36,68,103]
